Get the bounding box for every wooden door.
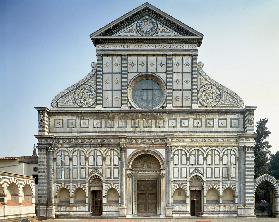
[91,190,102,216]
[190,190,202,216]
[137,180,157,216]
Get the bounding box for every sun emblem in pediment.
[136,16,158,36]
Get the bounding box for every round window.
[129,75,165,109]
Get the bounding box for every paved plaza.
[42,218,279,222]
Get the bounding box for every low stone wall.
[0,205,35,219]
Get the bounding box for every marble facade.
[35,2,264,219]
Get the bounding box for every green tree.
[270,151,279,179]
[254,118,271,178]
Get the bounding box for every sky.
[0,0,279,156]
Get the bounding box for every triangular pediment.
[90,2,203,46]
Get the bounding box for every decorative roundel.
[198,83,221,107]
[74,84,96,107]
[136,16,158,36]
[128,74,166,110]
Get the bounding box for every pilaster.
[166,55,173,108]
[96,54,103,108]
[119,140,127,216]
[165,143,173,217]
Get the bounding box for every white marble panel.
[113,91,121,107]
[183,90,192,106]
[183,56,192,72]
[113,74,121,90]
[173,73,182,89]
[103,91,112,107]
[157,56,166,73]
[182,73,191,89]
[112,56,121,73]
[128,56,137,73]
[103,74,112,90]
[103,56,112,73]
[173,56,183,72]
[137,56,147,72]
[173,90,183,107]
[147,56,156,73]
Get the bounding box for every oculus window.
[129,74,165,109]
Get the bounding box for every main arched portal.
[127,150,165,217]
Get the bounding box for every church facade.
[35,3,257,218]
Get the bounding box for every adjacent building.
[35,3,258,218]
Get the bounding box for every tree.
[270,151,279,179]
[254,118,271,178]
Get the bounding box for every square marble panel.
[103,56,112,73]
[118,119,127,128]
[103,91,112,107]
[183,56,192,72]
[180,118,189,128]
[67,119,76,128]
[173,56,182,72]
[105,119,114,128]
[182,73,191,89]
[218,118,227,128]
[54,119,63,128]
[128,56,137,73]
[93,119,102,128]
[183,90,191,106]
[147,56,156,73]
[112,91,121,108]
[112,56,121,73]
[173,73,182,89]
[103,74,112,90]
[230,118,239,128]
[156,119,165,128]
[113,74,121,90]
[143,119,152,128]
[168,119,177,128]
[193,119,202,128]
[157,56,166,73]
[80,119,89,128]
[172,90,183,107]
[131,119,140,128]
[138,56,147,73]
[206,118,214,128]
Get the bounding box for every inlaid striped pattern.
[244,147,255,206]
[191,55,198,105]
[96,55,103,106]
[38,147,48,203]
[121,55,128,107]
[166,55,173,106]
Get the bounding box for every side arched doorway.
[89,176,103,216]
[189,175,204,216]
[255,174,279,217]
[127,151,165,217]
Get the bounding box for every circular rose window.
[128,75,166,109]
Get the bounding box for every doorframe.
[88,175,103,216]
[136,178,159,216]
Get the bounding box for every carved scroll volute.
[35,107,49,135]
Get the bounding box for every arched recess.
[206,188,219,204]
[89,175,103,216]
[173,188,186,204]
[22,184,33,205]
[127,149,165,216]
[128,149,164,169]
[7,183,19,205]
[107,188,119,204]
[222,188,235,204]
[189,175,204,216]
[0,184,5,205]
[254,174,279,217]
[57,188,70,205]
[74,188,86,204]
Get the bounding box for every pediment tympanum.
[51,63,96,108]
[90,2,203,46]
